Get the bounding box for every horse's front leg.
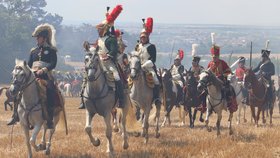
[155,103,161,138]
[193,108,198,127]
[205,107,211,132]
[112,108,119,133]
[250,105,257,125]
[30,124,42,152]
[37,125,47,151]
[261,108,266,124]
[243,104,247,123]
[188,107,193,128]
[236,104,241,124]
[44,112,60,155]
[23,125,32,158]
[120,97,129,150]
[228,112,233,135]
[270,106,273,125]
[216,111,222,136]
[84,110,100,146]
[142,106,151,144]
[104,112,114,157]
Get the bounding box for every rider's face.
[140,35,148,44]
[36,36,45,46]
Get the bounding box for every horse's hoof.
[229,130,233,135]
[190,124,194,129]
[37,144,46,150]
[161,124,165,128]
[92,138,100,147]
[207,128,212,132]
[144,138,149,144]
[113,127,119,133]
[199,118,204,123]
[44,149,50,155]
[262,119,266,124]
[244,119,247,123]
[123,142,129,150]
[155,133,160,138]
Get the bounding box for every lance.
[249,42,253,68]
[169,40,175,65]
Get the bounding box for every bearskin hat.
[32,23,56,47]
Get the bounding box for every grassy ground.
[1,95,280,158]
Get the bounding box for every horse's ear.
[15,58,19,65]
[23,60,27,66]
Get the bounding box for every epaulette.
[30,47,37,54]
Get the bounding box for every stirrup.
[7,117,19,126]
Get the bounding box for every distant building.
[64,55,72,62]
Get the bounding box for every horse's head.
[197,70,214,92]
[9,59,33,96]
[84,51,101,82]
[243,68,254,89]
[129,53,141,80]
[161,68,172,82]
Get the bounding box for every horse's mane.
[203,70,223,90]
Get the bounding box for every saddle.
[127,71,155,89]
[36,79,63,120]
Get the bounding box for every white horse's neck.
[21,74,39,107]
[207,84,222,99]
[87,68,107,97]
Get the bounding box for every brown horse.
[243,69,271,127]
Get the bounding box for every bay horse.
[197,70,234,136]
[9,59,68,158]
[160,68,186,127]
[184,71,204,128]
[82,52,129,157]
[129,54,161,143]
[243,68,271,126]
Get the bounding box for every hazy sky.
[45,0,280,26]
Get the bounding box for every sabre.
[249,42,253,68]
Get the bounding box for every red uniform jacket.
[235,66,246,81]
[207,59,231,78]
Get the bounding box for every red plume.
[178,49,184,60]
[145,17,153,35]
[114,29,121,38]
[106,5,123,24]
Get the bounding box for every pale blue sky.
[45,0,280,26]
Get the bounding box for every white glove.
[141,60,153,69]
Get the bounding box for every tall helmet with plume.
[140,17,153,37]
[175,49,184,61]
[32,23,56,47]
[210,32,220,57]
[261,40,271,57]
[191,44,200,62]
[96,5,123,36]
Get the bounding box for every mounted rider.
[189,44,204,81]
[253,40,275,107]
[207,33,238,113]
[7,23,58,129]
[170,49,185,105]
[235,56,249,104]
[188,44,206,112]
[134,17,161,106]
[79,5,125,109]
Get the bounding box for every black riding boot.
[7,101,19,126]
[116,80,125,108]
[153,85,162,106]
[78,77,86,109]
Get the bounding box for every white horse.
[82,52,129,157]
[9,59,67,158]
[228,74,247,124]
[129,54,161,143]
[197,70,234,136]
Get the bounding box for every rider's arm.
[252,62,261,73]
[45,48,57,71]
[105,36,119,60]
[147,44,156,63]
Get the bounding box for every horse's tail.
[121,96,142,132]
[57,94,68,135]
[0,87,8,96]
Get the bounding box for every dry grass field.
[1,95,280,158]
